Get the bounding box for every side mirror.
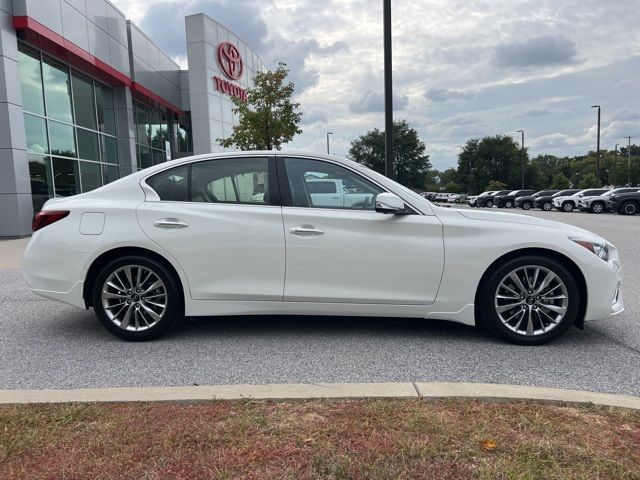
[375,192,405,214]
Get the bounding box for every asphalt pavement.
[1,208,639,395]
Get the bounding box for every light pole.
[615,143,619,168]
[383,0,394,179]
[591,105,601,184]
[326,132,333,155]
[625,136,634,185]
[517,130,525,189]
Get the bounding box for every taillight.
[32,210,70,232]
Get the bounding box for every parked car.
[578,188,640,213]
[468,191,494,207]
[607,190,640,215]
[23,152,624,345]
[553,189,610,212]
[515,190,559,210]
[494,190,537,208]
[476,190,512,208]
[533,189,580,211]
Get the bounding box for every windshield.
[553,190,576,197]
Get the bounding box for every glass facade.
[134,101,168,169]
[19,42,120,212]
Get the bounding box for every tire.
[619,201,638,215]
[92,255,183,341]
[505,200,513,208]
[522,201,531,210]
[562,202,574,212]
[541,202,552,211]
[486,200,494,208]
[590,202,605,214]
[478,255,580,345]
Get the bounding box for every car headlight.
[569,237,610,261]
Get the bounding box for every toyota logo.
[217,42,243,80]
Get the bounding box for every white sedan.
[23,152,624,345]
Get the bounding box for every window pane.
[42,56,73,123]
[190,158,269,204]
[102,164,120,184]
[147,165,189,201]
[77,128,100,161]
[95,83,116,135]
[137,145,152,169]
[18,44,45,115]
[100,135,118,164]
[284,158,382,209]
[153,148,165,165]
[28,154,53,212]
[135,103,149,145]
[24,114,48,154]
[79,160,102,192]
[52,157,80,197]
[71,72,97,129]
[49,121,76,157]
[149,109,162,148]
[177,124,192,153]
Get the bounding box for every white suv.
[553,188,610,212]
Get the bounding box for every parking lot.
[0,208,638,396]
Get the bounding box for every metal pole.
[326,132,333,155]
[383,0,394,179]
[517,130,524,189]
[591,105,601,184]
[628,136,632,186]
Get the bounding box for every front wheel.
[590,202,605,214]
[541,201,552,211]
[521,201,531,210]
[92,255,183,341]
[505,200,513,208]
[562,202,574,212]
[619,201,638,215]
[485,200,494,208]
[478,256,580,345]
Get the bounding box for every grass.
[0,399,639,479]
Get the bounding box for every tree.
[551,172,570,189]
[219,63,302,150]
[578,173,599,189]
[349,119,432,188]
[457,135,525,194]
[486,180,507,191]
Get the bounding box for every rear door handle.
[289,225,325,237]
[153,217,188,229]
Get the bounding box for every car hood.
[458,209,599,237]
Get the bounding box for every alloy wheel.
[494,265,568,337]
[101,265,168,331]
[522,202,531,210]
[623,203,637,215]
[542,202,552,211]
[591,203,604,214]
[562,202,574,212]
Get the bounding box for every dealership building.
[0,0,264,236]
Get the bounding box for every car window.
[284,157,383,210]
[146,165,189,201]
[191,157,270,204]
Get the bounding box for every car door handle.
[289,225,325,237]
[153,218,189,229]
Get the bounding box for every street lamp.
[326,132,333,155]
[516,130,525,189]
[623,136,634,185]
[383,0,394,179]
[591,105,601,184]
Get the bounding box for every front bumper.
[583,254,625,321]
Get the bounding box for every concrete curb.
[1,382,639,410]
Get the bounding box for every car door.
[278,156,444,305]
[136,156,285,301]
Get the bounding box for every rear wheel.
[619,201,638,215]
[478,255,579,345]
[541,201,552,211]
[522,201,531,210]
[562,202,574,212]
[590,202,605,214]
[92,255,183,341]
[486,200,494,208]
[505,200,513,208]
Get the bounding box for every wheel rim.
[543,203,551,211]
[494,265,569,337]
[506,202,512,208]
[624,203,636,214]
[523,203,530,210]
[101,265,167,331]
[593,203,603,213]
[563,203,572,212]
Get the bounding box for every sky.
[112,0,640,170]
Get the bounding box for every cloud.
[349,90,409,113]
[424,87,474,102]
[521,107,553,117]
[493,35,579,68]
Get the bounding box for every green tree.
[444,181,463,193]
[349,119,432,188]
[551,172,570,189]
[219,63,302,150]
[457,135,525,194]
[578,173,599,189]
[486,180,507,191]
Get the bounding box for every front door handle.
[289,225,325,237]
[153,217,188,229]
